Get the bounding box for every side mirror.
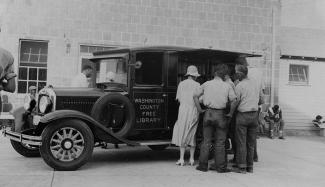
[128,61,142,69]
[135,61,142,69]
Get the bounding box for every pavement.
[0,135,325,187]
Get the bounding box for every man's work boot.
[196,164,208,172]
[279,131,285,140]
[270,130,274,139]
[246,167,253,173]
[232,167,246,174]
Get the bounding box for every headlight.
[39,96,52,113]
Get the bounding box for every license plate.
[33,115,42,125]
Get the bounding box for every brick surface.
[0,0,278,109]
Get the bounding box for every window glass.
[38,69,47,81]
[135,52,163,85]
[167,54,177,87]
[18,67,28,80]
[29,68,37,80]
[18,40,48,93]
[18,81,27,93]
[20,41,48,64]
[96,58,127,85]
[289,64,308,84]
[80,45,115,54]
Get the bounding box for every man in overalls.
[265,105,285,139]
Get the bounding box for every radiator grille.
[56,96,99,115]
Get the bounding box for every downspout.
[270,6,277,106]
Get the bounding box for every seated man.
[312,115,325,128]
[13,86,38,132]
[265,105,285,139]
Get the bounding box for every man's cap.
[29,85,37,90]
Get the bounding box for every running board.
[137,140,171,146]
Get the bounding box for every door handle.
[162,94,167,97]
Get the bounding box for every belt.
[207,107,225,110]
[238,111,257,113]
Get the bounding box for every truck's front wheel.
[40,119,94,171]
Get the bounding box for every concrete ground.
[0,135,325,187]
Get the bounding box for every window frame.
[134,51,165,87]
[95,57,128,85]
[288,64,309,85]
[17,39,48,93]
[79,44,120,73]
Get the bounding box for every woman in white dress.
[172,65,200,166]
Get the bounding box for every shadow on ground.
[89,146,179,164]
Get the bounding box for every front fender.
[39,110,138,146]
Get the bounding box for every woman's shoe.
[175,159,185,166]
[189,159,195,166]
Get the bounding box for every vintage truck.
[2,46,260,170]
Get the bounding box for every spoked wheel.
[10,140,40,157]
[49,127,85,162]
[40,119,94,171]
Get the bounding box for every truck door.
[132,51,167,130]
[166,52,178,130]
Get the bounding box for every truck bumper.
[2,127,42,146]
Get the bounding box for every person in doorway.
[194,64,237,173]
[265,104,285,139]
[71,65,93,87]
[172,65,201,166]
[232,64,264,174]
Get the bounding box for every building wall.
[278,0,325,132]
[0,0,278,111]
[279,59,325,131]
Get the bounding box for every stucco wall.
[278,0,325,131]
[279,59,325,130]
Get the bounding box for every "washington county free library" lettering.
[135,98,164,124]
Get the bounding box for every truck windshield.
[96,58,127,85]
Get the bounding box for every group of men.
[193,57,265,174]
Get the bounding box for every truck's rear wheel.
[40,119,94,171]
[10,140,40,157]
